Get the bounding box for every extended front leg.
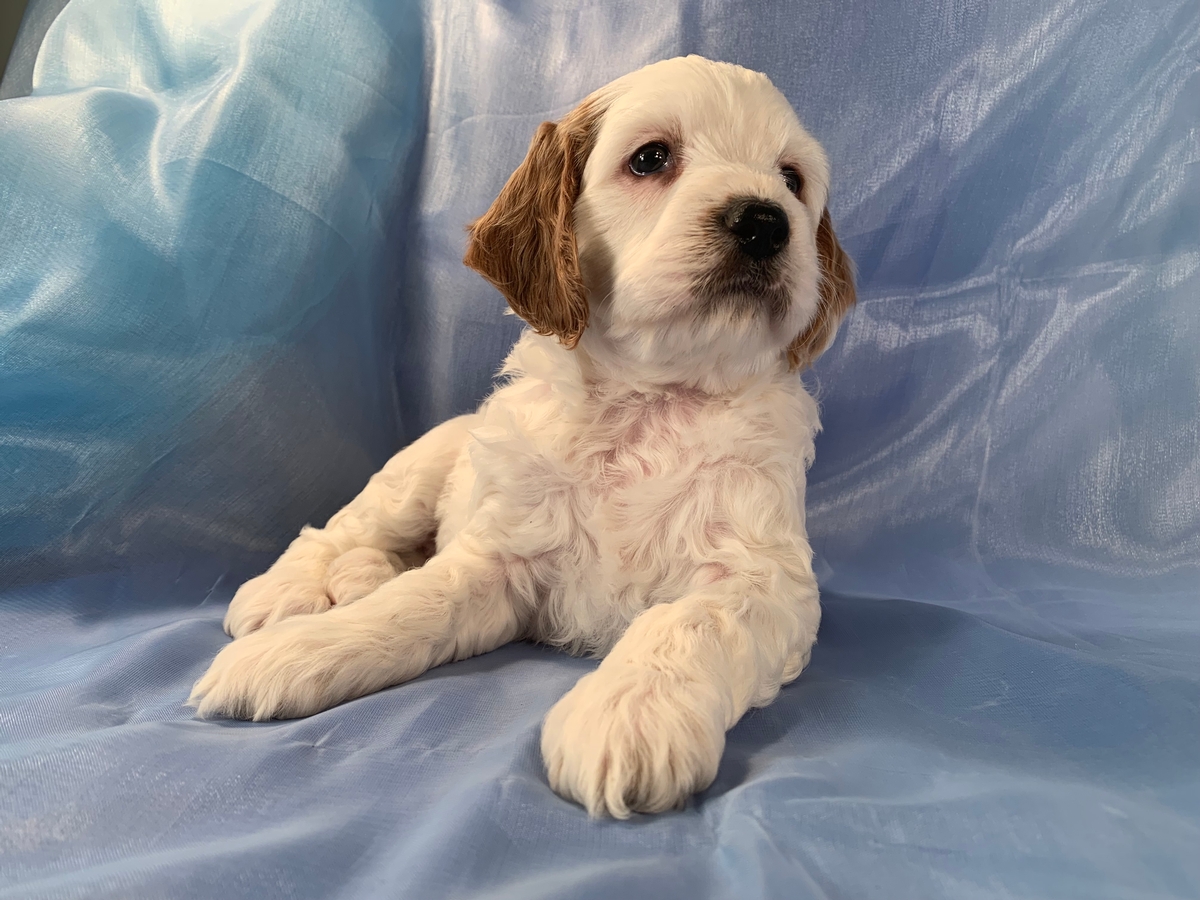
[224,414,475,638]
[542,562,820,817]
[190,531,524,720]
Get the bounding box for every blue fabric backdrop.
[1,1,1197,897]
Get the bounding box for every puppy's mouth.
[692,258,791,321]
[690,204,792,324]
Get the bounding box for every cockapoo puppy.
[190,55,855,818]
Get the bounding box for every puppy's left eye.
[781,167,803,196]
[629,142,672,176]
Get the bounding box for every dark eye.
[781,166,803,196]
[629,142,672,176]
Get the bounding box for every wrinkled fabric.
[0,0,424,585]
[1,0,1198,898]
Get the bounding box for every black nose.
[723,200,790,260]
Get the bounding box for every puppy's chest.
[575,405,707,527]
[512,395,745,567]
[471,377,809,575]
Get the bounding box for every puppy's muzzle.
[692,196,794,324]
[722,199,790,261]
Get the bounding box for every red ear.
[464,100,604,348]
[787,207,856,370]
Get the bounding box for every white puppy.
[189,55,855,818]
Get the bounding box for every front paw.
[189,619,347,721]
[541,666,725,818]
[224,569,331,638]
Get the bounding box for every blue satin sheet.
[1,1,1197,897]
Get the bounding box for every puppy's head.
[466,56,855,388]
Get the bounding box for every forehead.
[592,57,823,167]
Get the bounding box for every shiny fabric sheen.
[1,1,1198,898]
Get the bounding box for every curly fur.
[190,55,855,819]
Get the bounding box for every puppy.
[189,55,855,818]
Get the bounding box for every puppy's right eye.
[629,142,672,176]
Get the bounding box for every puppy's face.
[466,56,854,389]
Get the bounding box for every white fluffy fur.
[190,56,840,818]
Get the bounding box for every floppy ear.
[787,207,857,370]
[464,101,603,348]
